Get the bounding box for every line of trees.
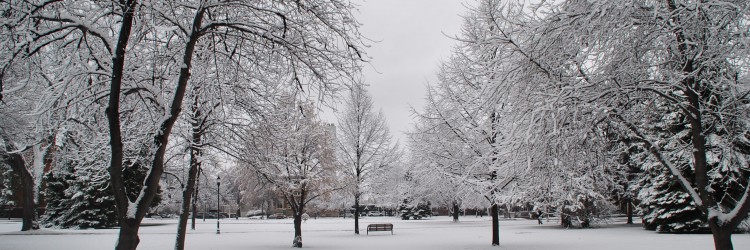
[408,1,750,250]
[0,1,365,250]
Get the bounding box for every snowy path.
[0,216,748,250]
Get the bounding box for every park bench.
[366,223,393,235]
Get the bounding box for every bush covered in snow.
[557,194,615,228]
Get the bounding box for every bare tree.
[336,84,399,234]
[238,96,340,248]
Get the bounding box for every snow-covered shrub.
[558,193,615,228]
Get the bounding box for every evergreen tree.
[41,170,69,227]
[414,201,432,218]
[638,170,705,233]
[635,99,749,234]
[0,164,13,205]
[398,199,431,220]
[42,156,162,229]
[42,166,118,229]
[626,98,707,233]
[0,163,15,218]
[398,199,414,220]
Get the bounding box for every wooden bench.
[366,223,393,235]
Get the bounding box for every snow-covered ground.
[0,216,748,250]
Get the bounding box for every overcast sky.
[348,0,469,144]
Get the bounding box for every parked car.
[153,213,175,219]
[268,213,287,219]
[196,212,226,219]
[367,211,384,216]
[246,210,267,219]
[340,212,353,218]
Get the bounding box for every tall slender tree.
[336,84,399,234]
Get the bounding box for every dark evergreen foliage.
[123,163,162,208]
[398,199,431,220]
[636,103,749,233]
[41,161,162,229]
[639,170,706,233]
[0,164,14,207]
[42,167,118,229]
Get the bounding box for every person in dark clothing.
[536,208,543,225]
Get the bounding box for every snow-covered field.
[0,216,748,250]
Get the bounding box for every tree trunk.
[452,201,459,222]
[192,168,200,230]
[6,153,37,231]
[106,1,139,249]
[116,220,141,250]
[175,77,204,250]
[19,166,35,231]
[108,2,206,249]
[625,198,633,224]
[174,152,200,250]
[709,221,734,250]
[235,189,241,220]
[354,195,360,234]
[491,203,499,246]
[293,213,303,248]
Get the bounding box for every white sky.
[350,0,468,143]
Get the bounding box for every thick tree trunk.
[491,203,499,246]
[709,221,734,250]
[293,213,303,247]
[107,2,206,249]
[18,166,35,231]
[6,153,37,231]
[354,195,360,234]
[116,220,141,250]
[106,0,139,249]
[291,190,308,248]
[1,137,38,231]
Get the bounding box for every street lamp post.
[217,176,221,234]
